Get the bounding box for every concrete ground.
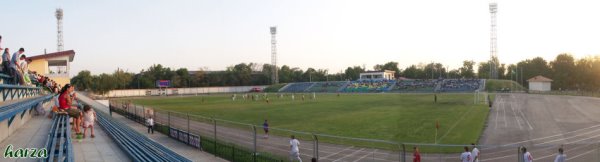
[478,93,600,162]
[0,102,129,162]
[76,93,226,162]
[72,120,129,162]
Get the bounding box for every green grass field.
[125,93,489,147]
[486,79,526,92]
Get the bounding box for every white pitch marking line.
[510,98,523,130]
[321,146,355,159]
[538,128,600,145]
[567,148,597,160]
[494,98,500,129]
[332,148,365,162]
[517,104,534,130]
[498,124,600,147]
[438,106,475,142]
[502,98,507,127]
[353,149,377,162]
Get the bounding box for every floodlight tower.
[489,3,498,79]
[56,8,64,52]
[270,26,279,84]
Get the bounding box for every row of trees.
[72,53,600,94]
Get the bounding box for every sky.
[1,0,600,76]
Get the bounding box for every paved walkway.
[0,112,51,162]
[77,93,226,162]
[0,102,128,162]
[72,116,129,162]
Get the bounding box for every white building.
[359,70,395,81]
[527,75,552,92]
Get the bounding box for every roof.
[362,70,395,73]
[28,50,75,62]
[527,75,553,82]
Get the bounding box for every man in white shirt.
[554,147,566,162]
[460,147,472,162]
[522,147,533,162]
[289,135,302,162]
[146,117,154,134]
[471,143,480,162]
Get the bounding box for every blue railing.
[0,95,53,126]
[93,103,191,162]
[0,84,42,101]
[0,73,13,84]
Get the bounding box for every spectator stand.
[391,79,440,93]
[439,79,482,92]
[307,81,349,93]
[343,80,395,93]
[278,82,315,93]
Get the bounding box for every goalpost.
[474,90,488,105]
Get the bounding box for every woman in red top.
[58,84,82,133]
[413,146,421,162]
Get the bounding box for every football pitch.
[125,93,489,145]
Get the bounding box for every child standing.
[82,105,97,138]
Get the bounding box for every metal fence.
[108,100,600,162]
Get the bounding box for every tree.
[423,63,442,79]
[459,60,476,78]
[497,64,506,79]
[550,53,576,90]
[278,65,292,83]
[344,66,365,80]
[574,57,594,90]
[374,62,401,77]
[173,68,190,87]
[517,57,551,87]
[402,65,424,79]
[112,69,133,89]
[448,69,461,79]
[477,62,490,79]
[71,70,93,91]
[506,64,518,82]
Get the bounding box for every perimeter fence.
[109,100,600,162]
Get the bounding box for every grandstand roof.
[363,70,395,73]
[28,50,75,62]
[527,75,553,82]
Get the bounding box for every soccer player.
[263,120,269,139]
[554,148,566,162]
[522,147,533,162]
[289,135,301,162]
[471,143,480,162]
[291,94,295,101]
[413,146,421,162]
[460,147,471,162]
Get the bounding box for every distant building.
[527,75,552,92]
[28,50,76,86]
[359,70,395,81]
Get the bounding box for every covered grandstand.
[278,79,484,93]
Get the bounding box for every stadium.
[2,1,600,162]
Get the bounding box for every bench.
[93,105,191,162]
[0,95,53,127]
[41,114,73,162]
